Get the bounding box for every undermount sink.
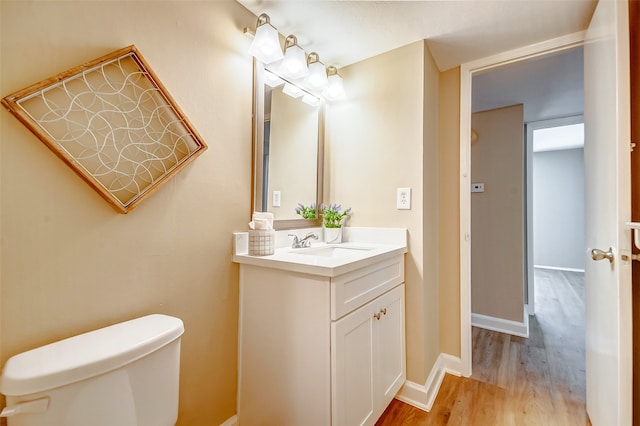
[292,245,375,258]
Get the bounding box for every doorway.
[527,117,585,315]
[461,4,633,422]
[468,46,584,343]
[459,33,586,376]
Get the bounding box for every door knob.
[591,247,615,264]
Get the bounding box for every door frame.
[525,114,585,316]
[458,31,586,376]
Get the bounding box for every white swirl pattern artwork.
[2,46,207,213]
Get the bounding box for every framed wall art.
[2,45,208,213]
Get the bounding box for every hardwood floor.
[376,268,589,425]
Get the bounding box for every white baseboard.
[534,265,585,273]
[219,415,237,426]
[395,353,462,412]
[471,312,529,338]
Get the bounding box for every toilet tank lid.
[0,314,184,396]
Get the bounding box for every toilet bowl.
[0,314,184,426]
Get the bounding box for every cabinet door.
[332,302,376,426]
[332,285,406,426]
[374,285,406,414]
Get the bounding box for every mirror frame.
[251,59,324,230]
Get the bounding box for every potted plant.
[320,203,351,243]
[295,203,317,219]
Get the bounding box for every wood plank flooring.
[376,268,589,425]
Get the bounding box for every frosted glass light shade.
[280,44,309,80]
[306,61,328,89]
[283,83,304,98]
[323,73,346,101]
[248,23,283,64]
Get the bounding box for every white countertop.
[232,227,407,277]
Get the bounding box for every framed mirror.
[252,60,324,229]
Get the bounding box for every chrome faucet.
[289,232,319,248]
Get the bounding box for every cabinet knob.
[380,308,387,316]
[373,312,381,320]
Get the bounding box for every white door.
[584,0,632,425]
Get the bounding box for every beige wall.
[438,67,461,357]
[471,105,525,323]
[0,1,255,424]
[1,2,468,423]
[325,41,440,384]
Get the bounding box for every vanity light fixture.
[245,12,346,102]
[323,66,346,101]
[282,82,304,98]
[305,52,328,89]
[248,14,284,64]
[264,70,285,87]
[280,35,309,80]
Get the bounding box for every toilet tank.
[0,314,184,426]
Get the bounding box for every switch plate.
[272,190,281,207]
[471,183,485,193]
[397,187,411,210]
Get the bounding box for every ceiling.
[236,0,597,71]
[472,46,585,123]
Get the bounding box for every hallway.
[376,269,589,425]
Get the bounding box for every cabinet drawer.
[331,255,404,320]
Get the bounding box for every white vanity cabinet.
[237,253,405,426]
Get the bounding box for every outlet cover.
[397,187,411,210]
[272,190,281,207]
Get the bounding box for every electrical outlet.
[397,187,411,210]
[272,190,281,207]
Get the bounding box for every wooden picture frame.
[2,45,207,213]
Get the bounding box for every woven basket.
[248,229,275,256]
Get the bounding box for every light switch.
[272,190,281,207]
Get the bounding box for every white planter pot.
[323,226,343,244]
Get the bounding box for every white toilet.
[0,314,184,426]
